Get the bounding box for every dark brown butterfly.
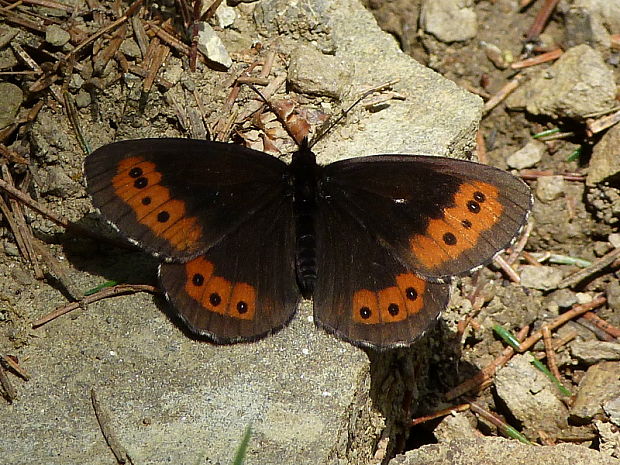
[84,138,531,348]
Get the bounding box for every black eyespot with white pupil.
[388,303,399,316]
[237,301,248,314]
[360,306,372,319]
[192,273,204,286]
[406,287,418,300]
[129,167,143,178]
[134,177,148,189]
[443,232,457,245]
[210,293,221,306]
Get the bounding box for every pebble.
[586,122,620,186]
[0,82,23,129]
[603,397,620,427]
[287,45,350,99]
[536,175,565,202]
[196,22,232,69]
[570,361,620,422]
[518,45,616,120]
[571,341,620,365]
[519,265,563,290]
[506,140,545,169]
[45,24,71,47]
[420,0,478,42]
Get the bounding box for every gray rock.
[389,437,620,465]
[420,0,477,43]
[0,48,18,70]
[571,341,620,364]
[512,45,616,120]
[536,175,566,202]
[45,24,71,47]
[604,397,620,427]
[564,0,620,50]
[607,280,620,312]
[495,354,569,436]
[196,22,232,69]
[586,123,620,186]
[0,82,23,129]
[74,89,91,108]
[288,45,351,99]
[433,412,479,441]
[120,38,142,59]
[520,265,564,290]
[506,140,545,169]
[0,25,18,48]
[38,165,81,197]
[594,419,620,458]
[570,361,620,423]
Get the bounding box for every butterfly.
[84,138,532,348]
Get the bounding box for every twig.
[483,74,525,115]
[0,354,31,380]
[525,0,560,42]
[505,221,533,266]
[586,108,620,136]
[409,403,470,426]
[493,254,521,283]
[541,326,562,381]
[517,296,607,352]
[32,284,159,328]
[557,247,620,289]
[511,48,562,69]
[581,312,620,338]
[91,388,134,465]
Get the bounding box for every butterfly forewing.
[85,138,288,260]
[320,155,532,281]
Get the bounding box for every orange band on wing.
[352,273,426,325]
[409,181,502,269]
[112,156,203,254]
[183,257,257,320]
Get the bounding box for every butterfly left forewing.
[159,195,299,343]
[313,202,449,348]
[320,155,532,281]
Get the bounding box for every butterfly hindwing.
[320,155,532,281]
[159,194,299,343]
[85,138,288,260]
[313,201,450,348]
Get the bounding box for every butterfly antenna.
[308,79,400,148]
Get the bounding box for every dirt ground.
[1,0,620,463]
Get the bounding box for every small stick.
[32,284,159,328]
[557,247,620,289]
[409,403,471,426]
[524,0,560,42]
[482,75,524,115]
[91,388,134,464]
[576,316,615,342]
[519,170,585,182]
[476,130,488,164]
[0,364,16,402]
[586,108,620,135]
[0,354,31,381]
[511,48,562,69]
[517,296,607,352]
[493,254,521,283]
[505,221,533,266]
[581,311,620,338]
[541,326,562,381]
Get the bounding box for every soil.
[1,0,619,463]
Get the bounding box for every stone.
[604,397,620,427]
[510,45,616,120]
[571,341,620,365]
[45,24,71,47]
[520,265,563,290]
[495,354,569,436]
[536,175,566,202]
[389,437,620,465]
[195,22,232,69]
[420,0,477,43]
[586,123,620,186]
[287,45,351,99]
[570,361,620,423]
[506,140,545,169]
[0,82,23,129]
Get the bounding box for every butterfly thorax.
[290,141,322,299]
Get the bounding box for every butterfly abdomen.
[291,143,322,299]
